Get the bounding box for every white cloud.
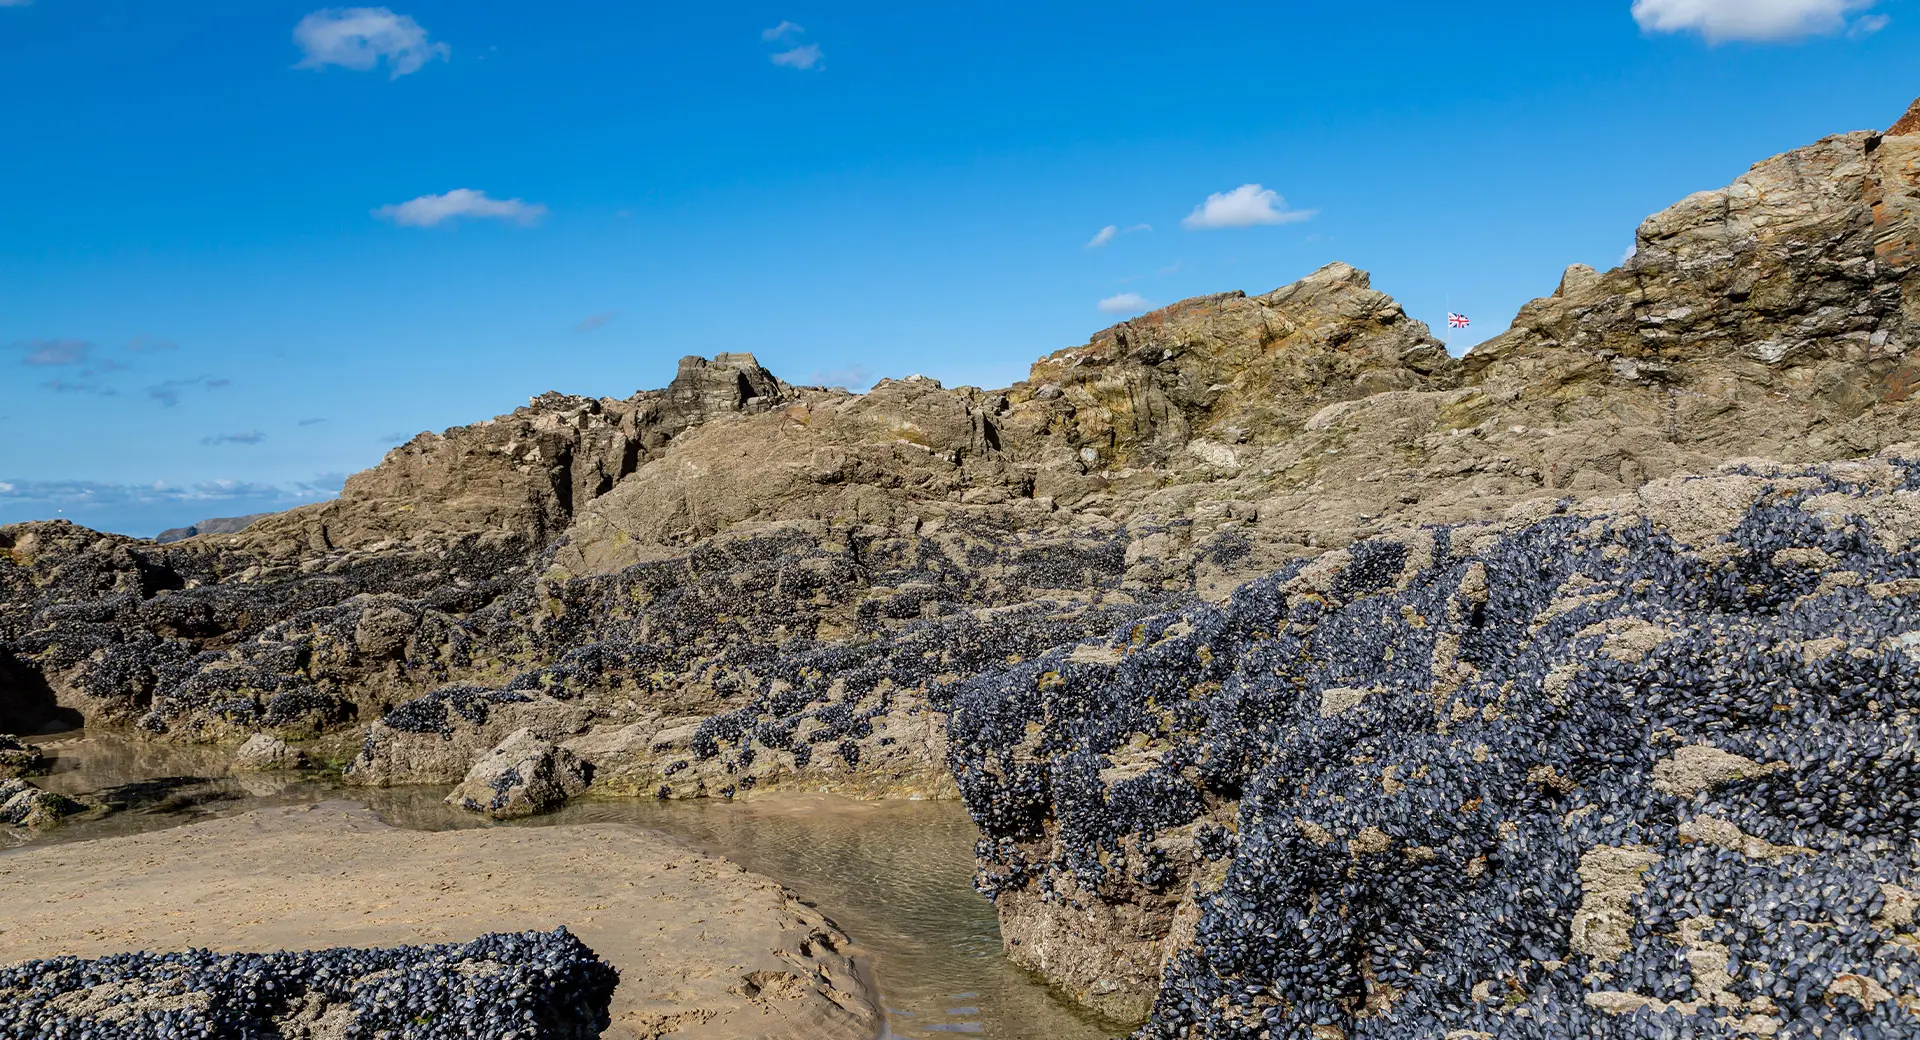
[762,20,804,41]
[374,189,547,227]
[1181,184,1316,230]
[1085,223,1151,248]
[771,43,823,69]
[1631,0,1886,41]
[294,7,449,78]
[1098,293,1154,315]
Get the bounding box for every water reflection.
[7,734,1121,1040]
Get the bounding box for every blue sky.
[1,0,1913,535]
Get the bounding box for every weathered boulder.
[445,727,591,817]
[231,732,306,772]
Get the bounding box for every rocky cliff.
[3,100,1919,1039]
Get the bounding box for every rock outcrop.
[229,352,793,556]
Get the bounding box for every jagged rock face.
[555,375,1025,571]
[946,458,1920,1035]
[1463,120,1920,457]
[1007,263,1457,471]
[223,352,794,557]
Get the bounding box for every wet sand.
[0,801,882,1040]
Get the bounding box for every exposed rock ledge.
[0,802,881,1040]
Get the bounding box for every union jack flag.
[1447,312,1471,329]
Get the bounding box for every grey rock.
[232,732,306,772]
[445,727,590,818]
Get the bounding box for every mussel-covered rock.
[0,927,619,1039]
[0,778,83,828]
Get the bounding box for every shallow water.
[10,735,1120,1040]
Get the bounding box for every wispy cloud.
[1098,293,1154,315]
[374,189,547,227]
[15,338,92,366]
[1850,12,1891,34]
[298,417,329,426]
[770,43,823,69]
[1182,184,1316,230]
[1630,0,1886,41]
[13,338,133,394]
[574,311,617,333]
[201,431,267,446]
[806,364,873,390]
[42,377,116,396]
[0,1,31,8]
[0,477,342,509]
[1085,223,1152,249]
[293,7,449,78]
[125,335,178,353]
[148,375,229,407]
[762,20,804,41]
[380,431,413,444]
